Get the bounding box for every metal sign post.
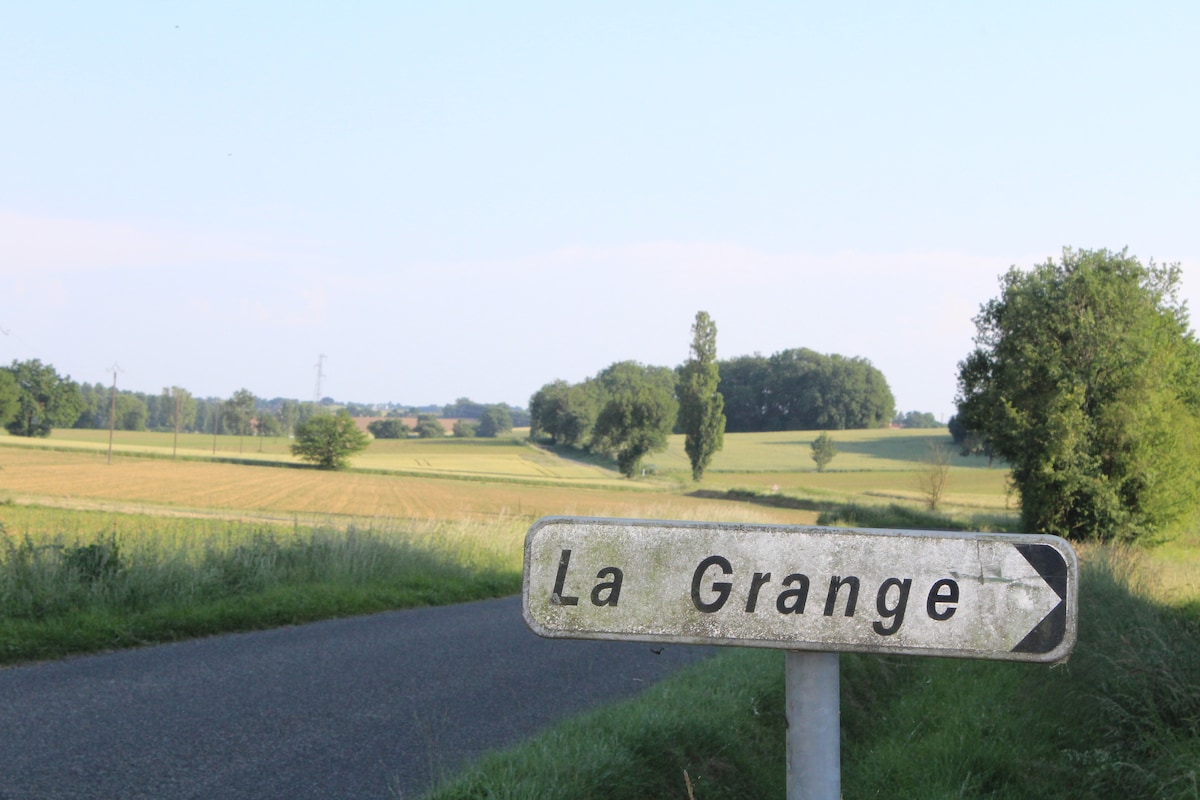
[787,651,840,800]
[522,516,1078,796]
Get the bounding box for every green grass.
[0,509,523,664]
[654,428,977,475]
[423,647,788,800]
[421,544,1200,800]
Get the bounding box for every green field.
[0,425,1009,514]
[1,425,1196,798]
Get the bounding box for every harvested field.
[0,447,821,527]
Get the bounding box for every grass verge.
[420,548,1200,800]
[0,514,523,665]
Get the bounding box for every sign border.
[522,516,1079,664]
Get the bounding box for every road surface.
[0,596,712,799]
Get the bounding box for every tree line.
[529,313,894,478]
[0,369,529,442]
[529,351,895,452]
[718,349,895,432]
[0,312,895,484]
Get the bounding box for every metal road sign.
[523,516,1078,663]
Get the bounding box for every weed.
[61,534,123,583]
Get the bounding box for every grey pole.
[786,650,841,799]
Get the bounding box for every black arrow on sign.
[1011,543,1069,654]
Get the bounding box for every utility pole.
[106,363,122,464]
[213,401,220,455]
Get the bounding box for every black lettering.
[551,549,579,606]
[775,573,811,614]
[746,572,772,612]
[590,567,623,606]
[872,577,912,635]
[926,578,959,621]
[823,576,860,617]
[691,555,733,613]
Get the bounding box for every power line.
[313,354,326,403]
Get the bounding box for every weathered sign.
[523,516,1077,663]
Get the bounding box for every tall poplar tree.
[678,311,726,481]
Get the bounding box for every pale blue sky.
[3,2,1197,420]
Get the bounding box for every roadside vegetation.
[423,532,1200,800]
[0,433,1196,797]
[0,509,523,664]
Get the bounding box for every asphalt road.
[0,596,713,799]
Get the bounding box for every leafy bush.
[367,419,409,439]
[61,535,123,583]
[415,414,447,438]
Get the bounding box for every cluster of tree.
[0,359,85,437]
[415,414,446,438]
[718,349,895,432]
[364,405,514,440]
[530,361,679,477]
[366,419,409,439]
[0,364,343,446]
[954,248,1200,543]
[529,312,729,480]
[442,398,530,428]
[892,410,942,429]
[530,315,895,479]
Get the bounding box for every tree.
[72,382,107,428]
[226,389,257,453]
[476,405,512,438]
[443,397,487,419]
[367,419,409,439]
[529,379,597,447]
[290,410,370,469]
[452,419,477,437]
[948,413,991,460]
[0,370,19,430]
[114,394,148,431]
[717,354,771,432]
[148,387,196,432]
[414,414,446,438]
[678,310,726,481]
[955,248,1200,543]
[256,411,284,438]
[590,363,679,477]
[918,441,952,510]
[718,349,894,432]
[810,431,837,472]
[895,411,941,429]
[276,399,301,437]
[3,359,85,437]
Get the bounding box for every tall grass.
[0,512,524,664]
[420,547,1200,799]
